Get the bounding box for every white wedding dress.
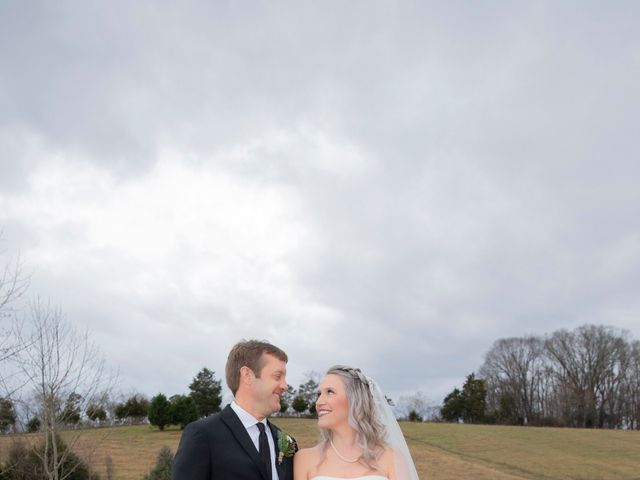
[311,477,388,480]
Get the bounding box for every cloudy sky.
[1,1,639,405]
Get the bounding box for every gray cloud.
[2,1,640,402]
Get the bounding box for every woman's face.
[316,373,350,430]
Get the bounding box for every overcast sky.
[1,1,639,405]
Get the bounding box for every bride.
[294,365,419,480]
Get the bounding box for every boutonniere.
[277,429,297,464]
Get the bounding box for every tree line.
[441,324,640,429]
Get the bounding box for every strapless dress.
[311,477,388,480]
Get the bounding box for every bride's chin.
[317,417,334,429]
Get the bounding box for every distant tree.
[143,446,173,480]
[291,395,308,415]
[408,410,423,422]
[461,373,487,423]
[441,388,464,422]
[546,325,628,428]
[59,392,83,426]
[0,233,29,394]
[170,395,198,429]
[0,397,16,433]
[279,396,288,414]
[279,385,295,414]
[149,394,172,431]
[297,374,320,416]
[114,402,128,422]
[116,394,150,424]
[397,391,436,421]
[188,367,222,417]
[86,403,107,423]
[26,416,41,432]
[479,336,546,425]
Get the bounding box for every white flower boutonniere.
[277,430,297,464]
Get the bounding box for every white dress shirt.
[230,401,279,480]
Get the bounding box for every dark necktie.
[256,422,273,480]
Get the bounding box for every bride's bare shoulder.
[294,444,322,463]
[377,447,397,473]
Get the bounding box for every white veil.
[369,378,420,480]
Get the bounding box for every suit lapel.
[220,405,270,480]
[268,420,284,480]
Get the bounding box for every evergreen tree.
[114,394,150,423]
[291,395,308,414]
[26,417,41,432]
[114,402,128,421]
[143,446,173,480]
[461,373,487,424]
[408,410,423,422]
[60,392,82,425]
[0,398,16,433]
[125,394,150,421]
[170,395,199,429]
[86,404,107,423]
[297,378,319,416]
[149,394,172,430]
[441,388,464,422]
[188,367,222,417]
[280,385,295,414]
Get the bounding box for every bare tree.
[0,232,30,365]
[480,336,546,425]
[545,325,627,428]
[0,238,29,317]
[396,390,438,421]
[623,340,640,429]
[16,298,115,480]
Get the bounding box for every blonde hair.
[318,365,387,469]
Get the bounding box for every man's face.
[251,353,288,418]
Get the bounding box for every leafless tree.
[0,232,30,366]
[545,325,628,428]
[480,336,546,425]
[480,324,638,429]
[16,298,115,480]
[0,237,29,318]
[396,390,438,421]
[623,340,640,429]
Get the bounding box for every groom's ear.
[239,365,255,386]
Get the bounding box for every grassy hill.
[1,419,639,479]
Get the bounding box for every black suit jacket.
[172,404,295,480]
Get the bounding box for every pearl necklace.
[329,439,360,463]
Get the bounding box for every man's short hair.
[225,340,288,395]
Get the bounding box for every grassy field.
[2,420,640,479]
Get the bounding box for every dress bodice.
[311,477,389,480]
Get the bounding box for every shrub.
[0,436,99,480]
[143,446,173,480]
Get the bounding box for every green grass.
[401,422,640,480]
[1,420,639,479]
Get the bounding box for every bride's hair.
[318,365,387,469]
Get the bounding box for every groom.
[172,340,296,480]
